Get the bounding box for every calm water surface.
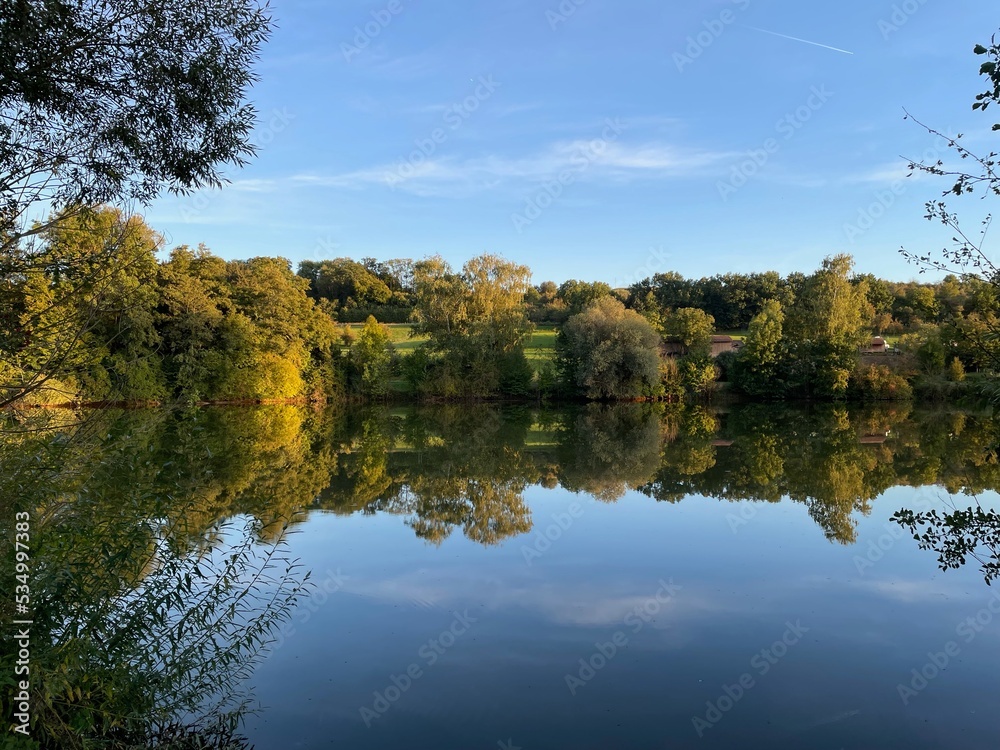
[10,402,1000,749]
[234,403,1000,750]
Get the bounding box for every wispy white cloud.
[336,570,706,629]
[239,139,738,198]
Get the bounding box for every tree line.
[3,206,998,405]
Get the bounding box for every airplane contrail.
[745,26,855,55]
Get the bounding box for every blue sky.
[147,0,999,285]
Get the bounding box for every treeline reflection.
[312,401,998,546]
[17,401,997,550]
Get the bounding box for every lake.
[6,401,1000,749]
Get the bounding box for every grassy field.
[347,323,428,353]
[717,330,748,341]
[524,326,558,372]
[350,323,559,373]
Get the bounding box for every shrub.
[498,349,534,397]
[850,364,913,401]
[557,297,662,400]
[350,316,393,397]
[679,354,719,397]
[948,356,967,382]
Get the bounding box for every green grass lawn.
[347,323,559,388]
[717,330,749,341]
[350,322,559,372]
[347,323,428,353]
[524,325,557,373]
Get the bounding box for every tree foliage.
[663,307,715,356]
[557,296,662,400]
[410,254,534,397]
[298,258,393,312]
[786,255,872,397]
[732,299,786,397]
[350,316,393,397]
[0,0,272,239]
[2,206,166,405]
[1,0,274,406]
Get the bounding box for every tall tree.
[350,316,394,397]
[558,279,614,315]
[1,206,165,404]
[298,259,393,312]
[786,255,872,397]
[662,307,715,357]
[1,0,273,407]
[411,254,534,396]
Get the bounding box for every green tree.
[629,271,697,312]
[1,0,273,407]
[411,255,470,339]
[899,324,947,373]
[558,279,614,314]
[732,299,787,397]
[855,273,895,315]
[220,256,340,401]
[905,286,941,324]
[948,356,967,382]
[351,316,394,397]
[948,312,1000,371]
[679,355,718,396]
[298,258,393,312]
[2,207,167,404]
[557,296,662,400]
[786,255,872,397]
[157,247,341,402]
[663,307,715,356]
[411,254,534,397]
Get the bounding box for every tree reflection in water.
[3,400,1000,745]
[0,409,316,749]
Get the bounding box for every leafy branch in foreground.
[893,502,1000,585]
[899,34,1000,379]
[900,35,1000,280]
